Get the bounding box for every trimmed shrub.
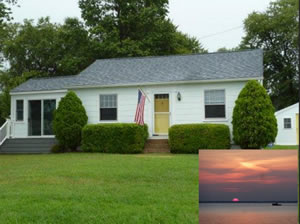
[53,91,88,150]
[81,123,148,153]
[169,124,231,153]
[143,124,149,142]
[51,144,66,153]
[232,80,277,149]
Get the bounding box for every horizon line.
[199,201,298,203]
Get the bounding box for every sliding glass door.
[28,99,56,136]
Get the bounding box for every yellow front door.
[296,114,299,145]
[154,94,169,134]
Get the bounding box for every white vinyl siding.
[11,81,249,139]
[275,103,298,145]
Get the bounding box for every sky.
[199,150,298,202]
[10,0,273,52]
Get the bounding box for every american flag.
[134,89,146,125]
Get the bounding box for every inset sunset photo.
[199,150,298,224]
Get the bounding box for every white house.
[7,49,263,141]
[275,103,299,145]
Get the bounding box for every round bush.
[53,91,88,150]
[232,80,277,149]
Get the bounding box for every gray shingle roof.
[12,49,263,93]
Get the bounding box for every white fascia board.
[10,89,68,96]
[9,76,263,94]
[68,77,263,90]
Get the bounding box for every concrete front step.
[145,143,169,147]
[144,139,170,153]
[147,139,169,144]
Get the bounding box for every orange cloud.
[239,162,270,172]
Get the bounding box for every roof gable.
[275,103,299,115]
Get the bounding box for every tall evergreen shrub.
[53,91,88,150]
[232,80,277,149]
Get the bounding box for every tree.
[0,0,17,67]
[173,31,206,54]
[0,70,33,122]
[0,0,17,25]
[0,17,96,122]
[232,80,278,149]
[2,17,96,77]
[79,0,206,57]
[217,47,240,53]
[53,91,88,150]
[240,0,299,110]
[55,17,97,75]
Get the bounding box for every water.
[199,203,298,224]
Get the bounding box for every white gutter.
[68,77,263,90]
[10,89,68,96]
[10,76,263,95]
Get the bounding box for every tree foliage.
[217,47,240,53]
[53,91,88,150]
[241,0,299,110]
[0,0,17,25]
[0,70,33,121]
[232,80,278,149]
[2,17,96,77]
[0,16,96,123]
[79,0,206,57]
[0,0,17,67]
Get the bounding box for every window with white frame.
[16,100,24,121]
[100,95,117,121]
[204,90,225,118]
[283,118,292,129]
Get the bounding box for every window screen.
[205,90,225,118]
[283,118,292,129]
[100,95,117,120]
[16,100,24,121]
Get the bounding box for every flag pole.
[138,87,151,102]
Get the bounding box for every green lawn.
[0,153,198,224]
[264,145,298,149]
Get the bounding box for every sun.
[232,198,239,202]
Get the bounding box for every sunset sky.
[199,150,298,202]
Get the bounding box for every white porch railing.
[0,119,10,146]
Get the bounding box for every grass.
[0,153,198,224]
[264,145,298,149]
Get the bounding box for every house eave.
[10,89,68,96]
[10,76,263,95]
[68,77,263,90]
